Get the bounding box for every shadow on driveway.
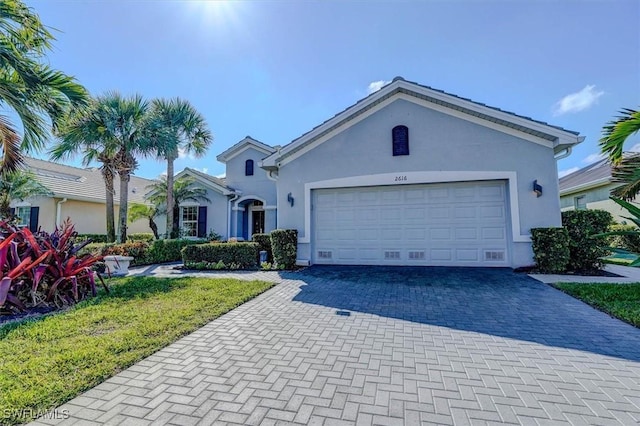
[289,266,640,363]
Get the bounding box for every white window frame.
[15,206,31,228]
[574,195,587,210]
[180,205,199,238]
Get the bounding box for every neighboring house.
[559,158,630,223]
[182,77,583,267]
[10,157,156,235]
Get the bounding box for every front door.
[251,209,265,235]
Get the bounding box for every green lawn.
[554,282,640,328]
[0,276,274,425]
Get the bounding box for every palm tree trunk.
[149,217,159,240]
[102,167,116,243]
[0,195,11,219]
[117,170,130,243]
[166,154,176,239]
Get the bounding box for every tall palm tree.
[150,98,212,238]
[145,175,211,238]
[0,169,52,219]
[0,0,88,175]
[600,108,640,200]
[51,92,154,243]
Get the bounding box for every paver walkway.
[33,267,640,425]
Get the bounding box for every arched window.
[245,159,254,176]
[392,125,409,156]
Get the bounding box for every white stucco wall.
[273,98,561,267]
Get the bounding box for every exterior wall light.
[533,180,543,197]
[287,192,294,207]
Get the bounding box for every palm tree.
[128,203,161,240]
[145,175,211,238]
[150,98,212,238]
[600,108,640,200]
[52,92,155,243]
[0,169,52,219]
[0,0,88,175]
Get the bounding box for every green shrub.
[128,233,155,242]
[608,224,640,253]
[252,233,272,262]
[76,234,108,243]
[530,227,570,273]
[101,241,150,266]
[270,229,298,269]
[182,242,259,269]
[147,239,204,264]
[561,210,613,272]
[93,239,204,266]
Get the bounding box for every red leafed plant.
[0,219,108,315]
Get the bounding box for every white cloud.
[558,167,579,178]
[215,173,225,179]
[553,85,604,116]
[367,80,391,95]
[160,170,167,177]
[197,167,208,174]
[582,152,605,164]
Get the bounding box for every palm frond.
[611,154,640,200]
[600,108,640,164]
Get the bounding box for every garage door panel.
[313,181,509,266]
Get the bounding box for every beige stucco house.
[10,157,157,235]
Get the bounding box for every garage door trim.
[300,171,525,244]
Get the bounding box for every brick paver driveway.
[35,267,640,425]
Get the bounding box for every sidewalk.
[529,263,640,284]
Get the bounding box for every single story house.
[559,158,631,223]
[177,77,583,267]
[10,157,156,235]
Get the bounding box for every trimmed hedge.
[252,233,272,262]
[146,239,204,264]
[128,233,155,242]
[271,229,298,269]
[531,227,570,273]
[609,224,640,253]
[77,234,108,243]
[182,242,259,269]
[86,239,204,266]
[561,210,613,272]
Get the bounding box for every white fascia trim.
[177,171,233,195]
[273,94,555,169]
[299,171,529,244]
[264,79,579,168]
[216,143,275,163]
[559,177,612,196]
[403,82,580,142]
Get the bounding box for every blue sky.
[27,0,640,180]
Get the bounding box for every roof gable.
[175,167,234,195]
[216,136,276,163]
[261,77,583,169]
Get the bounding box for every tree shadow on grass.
[288,266,640,363]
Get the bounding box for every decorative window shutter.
[197,206,207,238]
[29,207,39,232]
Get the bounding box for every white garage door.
[312,180,509,266]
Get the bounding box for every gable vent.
[408,251,425,260]
[484,251,505,261]
[318,251,332,259]
[384,251,401,260]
